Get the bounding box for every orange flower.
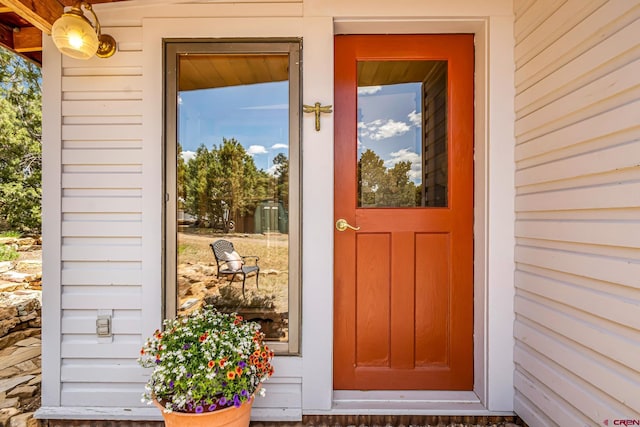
[140,348,145,355]
[199,333,208,343]
[227,371,236,380]
[235,366,243,376]
[219,357,227,367]
[234,315,243,325]
[208,360,215,369]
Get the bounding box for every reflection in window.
[166,43,300,354]
[357,61,448,208]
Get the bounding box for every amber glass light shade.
[51,1,116,60]
[51,11,99,60]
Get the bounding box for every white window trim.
[301,15,516,414]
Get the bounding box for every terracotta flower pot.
[153,395,255,427]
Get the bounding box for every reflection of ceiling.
[179,54,289,91]
[358,60,445,86]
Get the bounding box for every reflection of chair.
[210,240,259,297]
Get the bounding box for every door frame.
[310,16,515,414]
[333,34,475,392]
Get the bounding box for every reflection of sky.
[358,83,422,184]
[178,81,289,172]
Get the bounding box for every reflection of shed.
[254,200,288,234]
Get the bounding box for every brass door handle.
[336,218,360,232]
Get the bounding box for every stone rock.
[0,284,25,294]
[180,298,199,310]
[0,319,19,338]
[7,385,36,399]
[14,261,40,268]
[0,397,18,410]
[0,262,14,273]
[0,330,40,351]
[14,360,37,373]
[26,376,40,387]
[0,376,34,394]
[0,273,35,284]
[16,238,35,247]
[9,411,37,427]
[0,308,17,323]
[0,407,19,426]
[17,314,36,324]
[0,368,20,380]
[15,299,40,316]
[0,246,42,427]
[25,319,39,329]
[14,339,38,348]
[0,348,40,373]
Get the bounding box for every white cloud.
[181,150,195,162]
[178,95,183,105]
[408,110,421,127]
[265,164,278,176]
[271,143,288,150]
[359,119,411,141]
[358,86,382,95]
[247,145,268,155]
[385,148,422,183]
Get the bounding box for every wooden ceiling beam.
[1,0,63,34]
[0,23,14,49]
[13,26,40,52]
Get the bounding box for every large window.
[165,41,301,354]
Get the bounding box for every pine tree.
[0,48,42,232]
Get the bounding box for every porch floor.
[40,415,527,427]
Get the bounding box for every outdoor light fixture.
[51,1,116,60]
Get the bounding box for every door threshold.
[322,390,506,415]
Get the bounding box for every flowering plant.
[138,307,274,413]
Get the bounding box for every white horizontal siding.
[62,264,143,286]
[61,286,142,309]
[62,311,142,334]
[61,383,147,407]
[56,13,147,410]
[49,0,307,417]
[514,1,640,425]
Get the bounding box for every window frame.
[163,39,302,355]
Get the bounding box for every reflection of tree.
[358,148,419,207]
[273,153,289,210]
[182,138,289,229]
[177,143,186,209]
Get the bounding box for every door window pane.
[357,61,448,208]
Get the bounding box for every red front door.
[333,34,474,390]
